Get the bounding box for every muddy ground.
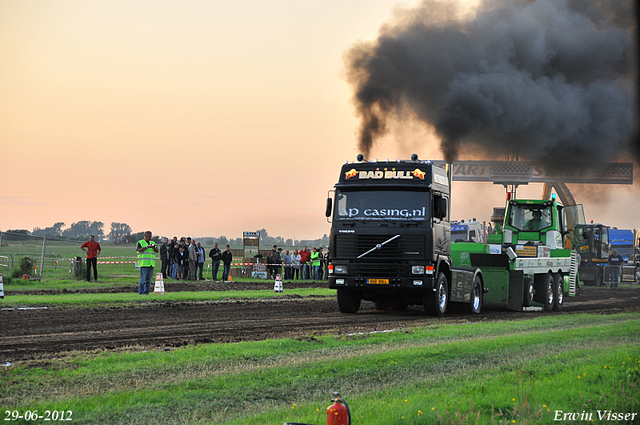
[1,282,639,362]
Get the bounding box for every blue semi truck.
[609,228,639,282]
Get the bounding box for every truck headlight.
[412,265,425,274]
[334,265,348,274]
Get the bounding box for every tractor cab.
[501,199,564,249]
[572,224,610,263]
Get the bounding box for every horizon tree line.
[4,222,328,248]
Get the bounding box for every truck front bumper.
[328,275,435,291]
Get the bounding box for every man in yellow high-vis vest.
[310,247,321,280]
[137,231,159,295]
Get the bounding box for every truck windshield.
[334,190,429,222]
[508,204,553,231]
[575,225,610,259]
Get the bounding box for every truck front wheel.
[337,289,361,314]
[424,272,448,316]
[542,273,554,311]
[523,278,534,307]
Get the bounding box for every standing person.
[136,231,158,295]
[299,246,310,280]
[310,247,321,280]
[177,245,187,280]
[167,236,178,276]
[318,247,325,280]
[324,247,330,279]
[283,249,292,280]
[188,239,197,281]
[274,247,283,277]
[160,237,170,279]
[208,242,222,281]
[170,243,179,279]
[221,245,233,282]
[292,249,301,280]
[80,235,101,282]
[608,249,624,287]
[266,249,275,279]
[185,237,192,279]
[196,241,205,280]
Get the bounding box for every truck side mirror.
[325,198,333,218]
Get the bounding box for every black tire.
[337,289,361,313]
[468,275,483,314]
[553,273,564,311]
[424,272,448,316]
[523,278,534,307]
[541,273,554,311]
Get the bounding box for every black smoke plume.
[345,0,637,167]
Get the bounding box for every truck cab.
[451,219,484,244]
[609,228,639,283]
[326,155,483,316]
[501,199,565,249]
[570,223,610,286]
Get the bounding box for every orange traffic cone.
[228,275,232,282]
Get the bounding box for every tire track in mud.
[1,287,638,362]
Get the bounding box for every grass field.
[1,310,638,425]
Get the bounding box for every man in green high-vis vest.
[137,231,159,295]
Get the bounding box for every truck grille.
[335,234,425,259]
[351,263,404,278]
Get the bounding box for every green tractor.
[450,197,579,311]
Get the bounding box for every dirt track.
[1,282,639,362]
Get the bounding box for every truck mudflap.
[507,270,525,311]
[467,253,524,311]
[450,267,481,303]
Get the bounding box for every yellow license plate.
[367,279,389,285]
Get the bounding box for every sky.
[1,0,638,241]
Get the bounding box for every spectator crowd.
[157,237,329,282]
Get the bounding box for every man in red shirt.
[81,235,102,282]
[299,246,311,280]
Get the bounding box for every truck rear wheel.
[468,275,483,314]
[553,273,564,312]
[424,272,448,316]
[337,289,361,313]
[534,273,554,311]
